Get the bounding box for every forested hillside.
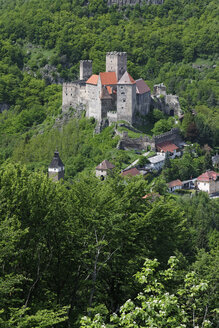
[0,0,218,171]
[0,0,219,327]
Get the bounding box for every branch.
[193,308,196,328]
[201,305,208,328]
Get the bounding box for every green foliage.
[1,162,210,327]
[81,256,214,327]
[162,146,208,181]
[138,155,149,167]
[152,117,176,135]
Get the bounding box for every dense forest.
[0,0,219,327]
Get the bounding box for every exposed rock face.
[0,103,10,113]
[107,0,164,6]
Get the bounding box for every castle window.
[71,94,72,96]
[121,92,125,95]
[123,99,126,102]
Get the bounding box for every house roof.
[86,74,99,85]
[148,154,165,164]
[106,86,112,94]
[100,86,112,100]
[99,72,117,85]
[49,151,64,169]
[96,160,115,170]
[156,141,179,153]
[168,179,182,188]
[118,71,135,85]
[121,167,140,177]
[197,171,219,182]
[136,79,150,94]
[142,192,160,199]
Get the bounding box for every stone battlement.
[106,52,127,56]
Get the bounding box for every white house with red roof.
[197,171,219,194]
[62,52,151,124]
[156,141,181,159]
[168,179,183,192]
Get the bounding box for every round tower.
[48,151,65,182]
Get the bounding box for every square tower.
[80,60,92,80]
[106,52,127,81]
[48,151,65,182]
[117,71,136,124]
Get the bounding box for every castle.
[62,52,151,125]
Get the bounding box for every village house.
[196,170,219,194]
[95,160,115,179]
[168,179,183,192]
[156,141,181,159]
[121,167,140,177]
[145,154,165,171]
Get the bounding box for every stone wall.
[136,91,151,116]
[107,111,117,124]
[117,132,155,151]
[117,128,182,151]
[152,83,183,118]
[154,128,182,146]
[62,81,87,112]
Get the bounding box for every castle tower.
[80,60,92,80]
[106,52,127,81]
[48,151,64,182]
[117,71,136,124]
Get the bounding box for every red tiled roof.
[121,167,140,177]
[86,74,98,85]
[157,142,179,153]
[99,72,117,85]
[106,86,112,94]
[96,160,115,170]
[100,86,112,100]
[136,79,150,94]
[168,179,182,188]
[142,192,160,199]
[197,171,219,182]
[118,71,135,85]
